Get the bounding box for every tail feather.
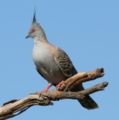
[78,95,98,110]
[70,82,98,109]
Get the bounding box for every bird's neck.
[34,32,49,45]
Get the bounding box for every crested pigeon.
[26,12,98,109]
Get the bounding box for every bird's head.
[26,11,45,39]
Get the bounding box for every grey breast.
[32,43,66,85]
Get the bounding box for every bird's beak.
[25,35,30,39]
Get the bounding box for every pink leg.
[37,83,52,94]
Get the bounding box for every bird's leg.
[37,83,52,94]
[56,80,65,89]
[43,83,52,91]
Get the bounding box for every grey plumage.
[26,12,98,109]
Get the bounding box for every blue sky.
[0,0,118,119]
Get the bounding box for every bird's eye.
[31,28,36,33]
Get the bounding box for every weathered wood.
[0,68,108,120]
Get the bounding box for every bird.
[26,11,98,110]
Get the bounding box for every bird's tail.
[71,84,98,109]
[78,95,98,109]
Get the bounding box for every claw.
[56,80,65,89]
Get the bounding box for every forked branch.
[0,68,108,120]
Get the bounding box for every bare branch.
[0,68,108,120]
[58,68,104,91]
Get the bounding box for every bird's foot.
[56,80,65,89]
